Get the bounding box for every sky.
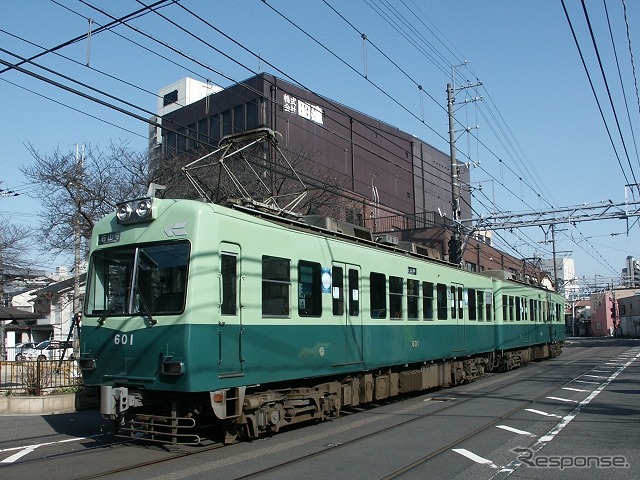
[1,0,639,289]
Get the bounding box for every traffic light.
[448,237,462,265]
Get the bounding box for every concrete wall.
[0,393,97,415]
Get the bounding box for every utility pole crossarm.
[465,200,640,230]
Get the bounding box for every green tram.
[79,194,565,444]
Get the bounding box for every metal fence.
[0,359,82,396]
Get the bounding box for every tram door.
[452,283,466,352]
[332,264,363,365]
[217,243,243,378]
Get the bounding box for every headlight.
[116,203,132,222]
[115,197,154,225]
[135,199,152,219]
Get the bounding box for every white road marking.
[524,408,561,418]
[562,387,588,392]
[1,436,88,464]
[496,425,536,437]
[492,348,640,479]
[453,448,499,469]
[546,396,578,403]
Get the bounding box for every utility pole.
[447,74,481,265]
[72,144,84,344]
[551,224,559,292]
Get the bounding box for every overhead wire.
[4,0,632,275]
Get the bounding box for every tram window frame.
[389,276,404,319]
[450,286,457,319]
[332,266,344,316]
[437,283,448,320]
[502,295,508,322]
[486,293,493,321]
[298,261,322,317]
[508,296,515,321]
[220,253,237,315]
[370,272,387,319]
[477,290,484,321]
[261,255,290,317]
[468,288,477,321]
[423,282,434,320]
[407,279,419,320]
[348,269,360,316]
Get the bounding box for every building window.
[262,256,290,317]
[176,127,186,152]
[186,123,197,150]
[247,99,259,130]
[164,131,177,155]
[163,89,178,106]
[209,114,220,143]
[222,110,232,136]
[197,118,209,144]
[233,105,244,133]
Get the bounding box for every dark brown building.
[158,74,548,282]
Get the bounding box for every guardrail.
[0,359,82,396]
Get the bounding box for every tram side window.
[515,297,521,321]
[262,256,290,317]
[437,283,448,320]
[502,295,508,321]
[370,272,387,318]
[486,293,493,321]
[530,299,535,322]
[407,279,419,320]
[477,290,484,321]
[508,296,515,321]
[332,266,344,315]
[423,282,434,320]
[458,286,464,319]
[450,286,457,319]
[390,276,404,319]
[298,261,322,317]
[221,253,237,315]
[468,288,477,320]
[349,269,360,316]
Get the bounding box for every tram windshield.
[85,241,189,318]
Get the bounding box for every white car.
[19,340,74,361]
[13,342,37,361]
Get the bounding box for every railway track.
[2,340,636,480]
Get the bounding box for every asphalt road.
[0,337,638,480]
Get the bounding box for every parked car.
[14,342,37,361]
[19,340,74,361]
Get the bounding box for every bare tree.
[21,141,149,260]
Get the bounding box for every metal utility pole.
[447,76,481,265]
[72,144,84,341]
